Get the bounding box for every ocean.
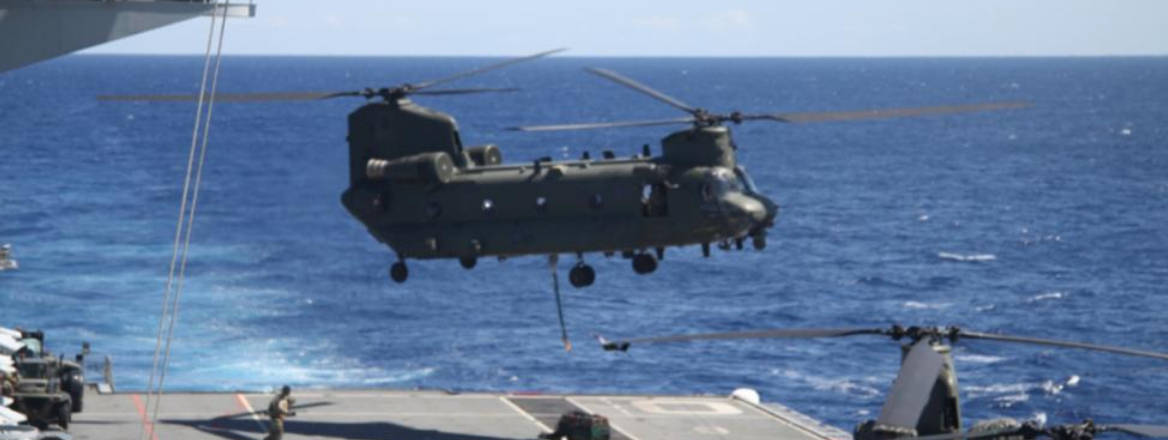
[1,55,1166,430]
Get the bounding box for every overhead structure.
[0,0,256,73]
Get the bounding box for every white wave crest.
[903,301,951,310]
[771,368,882,397]
[955,354,1007,364]
[938,252,997,262]
[1026,292,1066,303]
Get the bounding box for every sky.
[84,0,1168,57]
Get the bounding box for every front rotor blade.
[762,101,1028,123]
[585,67,700,115]
[956,330,1168,361]
[508,117,696,132]
[876,340,946,429]
[97,91,360,102]
[413,87,519,96]
[600,327,886,350]
[1106,425,1168,438]
[411,48,566,91]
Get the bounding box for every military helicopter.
[596,324,1168,440]
[101,53,1024,290]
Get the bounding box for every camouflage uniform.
[263,386,295,440]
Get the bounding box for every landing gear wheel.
[459,256,477,269]
[568,263,595,288]
[632,253,657,275]
[390,261,409,283]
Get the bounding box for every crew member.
[263,385,296,440]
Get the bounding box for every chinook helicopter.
[597,324,1168,440]
[101,53,1025,290]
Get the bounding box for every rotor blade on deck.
[412,48,566,90]
[413,87,519,96]
[1106,425,1168,438]
[956,330,1168,361]
[600,327,887,350]
[761,101,1029,123]
[508,117,697,132]
[913,427,1025,440]
[876,340,946,429]
[97,91,359,102]
[585,67,701,114]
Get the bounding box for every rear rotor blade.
[876,340,947,429]
[956,330,1168,361]
[97,91,360,102]
[412,48,566,91]
[585,67,700,115]
[1105,425,1168,438]
[599,327,886,351]
[508,117,696,132]
[762,101,1028,124]
[413,87,519,96]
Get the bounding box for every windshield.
[20,338,41,356]
[700,165,747,198]
[734,166,759,194]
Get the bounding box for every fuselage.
[340,98,777,261]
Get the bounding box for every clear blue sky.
[84,0,1168,56]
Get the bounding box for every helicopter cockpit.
[701,167,748,200]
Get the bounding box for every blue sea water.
[1,55,1167,431]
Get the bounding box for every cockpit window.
[706,168,743,198]
[734,166,759,194]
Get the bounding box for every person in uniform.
[263,385,296,440]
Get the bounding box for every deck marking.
[235,393,268,433]
[130,394,160,440]
[602,397,634,417]
[566,397,643,440]
[499,396,553,433]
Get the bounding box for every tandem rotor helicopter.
[596,324,1168,440]
[102,48,1026,290]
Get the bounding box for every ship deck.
[69,389,852,440]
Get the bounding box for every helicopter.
[596,324,1168,440]
[100,53,1025,290]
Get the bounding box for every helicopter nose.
[722,193,768,225]
[756,194,779,227]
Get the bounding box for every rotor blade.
[411,48,566,91]
[1105,425,1168,438]
[601,327,886,350]
[759,101,1029,124]
[876,340,947,429]
[914,427,1027,440]
[548,255,571,352]
[585,67,700,115]
[956,330,1168,361]
[508,116,697,132]
[412,87,519,96]
[97,91,359,102]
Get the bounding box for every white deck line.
[498,395,554,433]
[566,396,644,440]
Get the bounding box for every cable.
[140,1,229,437]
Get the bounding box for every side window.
[642,183,668,217]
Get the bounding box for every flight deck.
[70,389,852,440]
